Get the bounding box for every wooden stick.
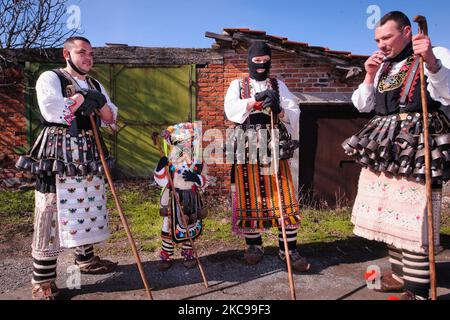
[89,115,153,300]
[151,132,209,289]
[270,113,297,300]
[414,15,437,300]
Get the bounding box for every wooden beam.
[0,47,224,65]
[205,32,233,42]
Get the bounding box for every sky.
[70,0,450,55]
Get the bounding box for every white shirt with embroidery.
[352,46,450,113]
[224,77,301,194]
[224,78,300,139]
[35,70,118,127]
[154,161,209,190]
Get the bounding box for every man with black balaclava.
[224,41,310,272]
[342,11,450,300]
[15,36,119,299]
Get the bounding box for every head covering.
[161,122,201,162]
[247,41,272,81]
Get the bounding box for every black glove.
[254,89,275,102]
[182,170,201,185]
[262,90,281,115]
[77,89,107,115]
[156,156,168,171]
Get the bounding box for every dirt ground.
[1,231,449,300]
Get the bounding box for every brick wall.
[196,48,363,200]
[0,48,363,197]
[0,65,27,180]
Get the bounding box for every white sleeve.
[351,83,377,113]
[425,47,450,106]
[154,167,169,187]
[35,71,76,125]
[224,79,252,124]
[351,63,386,113]
[278,80,300,139]
[98,82,119,127]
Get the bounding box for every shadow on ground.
[58,236,395,300]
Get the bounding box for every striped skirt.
[233,160,301,233]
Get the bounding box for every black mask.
[67,52,87,76]
[247,41,272,81]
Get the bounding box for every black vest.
[374,44,441,115]
[41,69,102,131]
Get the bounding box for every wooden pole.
[89,115,153,300]
[151,132,209,289]
[413,15,437,300]
[270,113,297,300]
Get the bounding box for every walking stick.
[89,114,154,300]
[270,112,297,300]
[151,132,209,289]
[413,15,437,300]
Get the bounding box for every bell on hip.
[386,162,399,175]
[52,160,65,175]
[15,155,34,171]
[30,162,41,175]
[78,164,88,176]
[65,163,77,177]
[88,161,99,175]
[98,164,105,175]
[39,159,53,173]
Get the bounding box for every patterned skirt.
[56,175,109,248]
[233,160,300,233]
[168,189,203,244]
[352,168,441,253]
[16,126,111,248]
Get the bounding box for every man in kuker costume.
[16,36,118,299]
[342,11,450,300]
[225,41,309,272]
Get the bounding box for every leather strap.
[399,58,421,108]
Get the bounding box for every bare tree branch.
[0,0,81,49]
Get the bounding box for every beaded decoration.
[161,122,202,164]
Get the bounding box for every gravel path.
[1,235,449,300]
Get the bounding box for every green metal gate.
[24,63,196,178]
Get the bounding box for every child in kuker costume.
[153,122,209,270]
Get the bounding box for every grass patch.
[0,190,34,224]
[298,208,354,244]
[1,185,450,252]
[105,186,162,252]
